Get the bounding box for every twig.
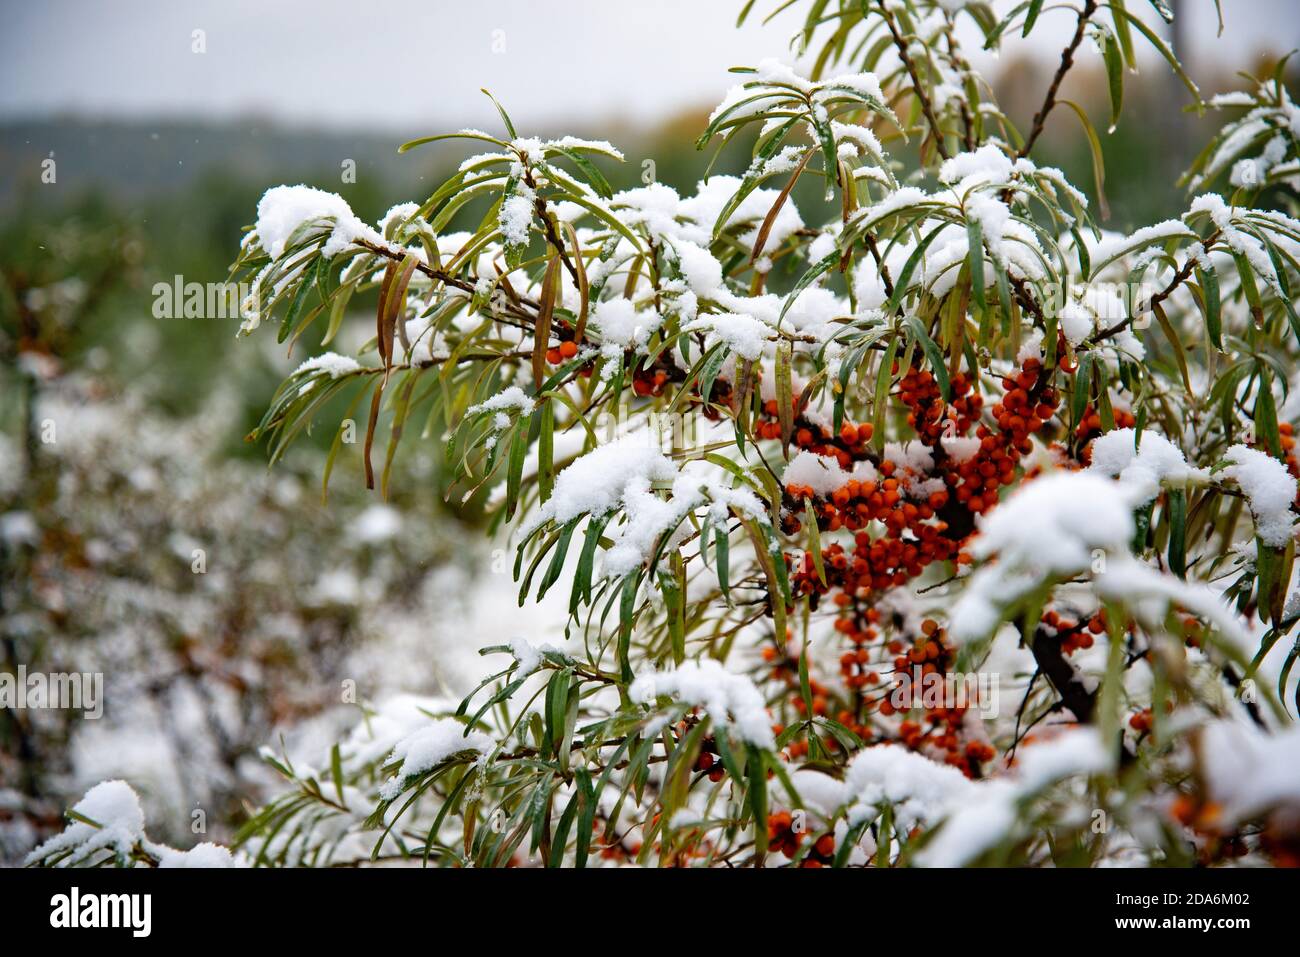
[1016,0,1098,160]
[877,0,951,162]
[1092,234,1218,342]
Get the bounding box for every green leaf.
[1071,351,1095,430]
[712,117,800,239]
[278,257,320,345]
[537,519,578,601]
[904,315,950,401]
[884,223,948,316]
[715,528,731,602]
[872,336,899,450]
[798,643,815,722]
[875,804,893,867]
[1022,0,1045,35]
[1234,251,1265,327]
[746,745,769,857]
[1101,25,1124,132]
[505,424,528,520]
[398,130,507,154]
[1109,3,1201,103]
[779,249,840,324]
[329,744,345,804]
[1111,0,1137,68]
[966,219,986,316]
[574,768,596,867]
[544,668,572,759]
[538,401,554,502]
[618,573,639,683]
[572,516,608,615]
[1196,264,1222,349]
[546,145,615,200]
[1253,364,1283,460]
[481,88,518,139]
[804,498,826,587]
[1152,302,1192,396]
[1167,486,1187,579]
[1279,636,1300,717]
[776,340,794,447]
[1061,100,1109,220]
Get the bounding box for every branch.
[1029,626,1096,723]
[353,238,478,295]
[1029,625,1136,767]
[940,16,978,152]
[353,236,542,326]
[1016,0,1098,160]
[877,0,951,162]
[1091,233,1218,343]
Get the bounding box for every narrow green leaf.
[1196,264,1222,349]
[1167,486,1187,579]
[905,315,951,402]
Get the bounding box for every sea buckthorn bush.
[30,0,1300,868]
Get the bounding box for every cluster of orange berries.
[785,484,961,601]
[782,356,1057,634]
[888,621,996,775]
[759,356,1066,778]
[754,400,876,470]
[838,637,883,695]
[884,619,950,684]
[766,811,836,865]
[785,357,1057,604]
[950,358,1057,515]
[900,367,982,443]
[632,364,671,396]
[771,618,995,777]
[542,332,596,379]
[895,716,995,777]
[543,338,579,365]
[1040,607,1105,656]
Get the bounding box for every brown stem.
[941,19,978,152]
[1016,0,1098,160]
[1029,626,1097,723]
[1029,624,1139,768]
[354,238,476,294]
[523,167,581,287]
[1092,232,1218,342]
[877,0,951,162]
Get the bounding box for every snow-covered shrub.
[32,0,1300,868]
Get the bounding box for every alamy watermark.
[0,666,103,719]
[152,275,257,320]
[1028,278,1163,331]
[889,665,999,718]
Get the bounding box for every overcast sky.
[2,0,1296,133]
